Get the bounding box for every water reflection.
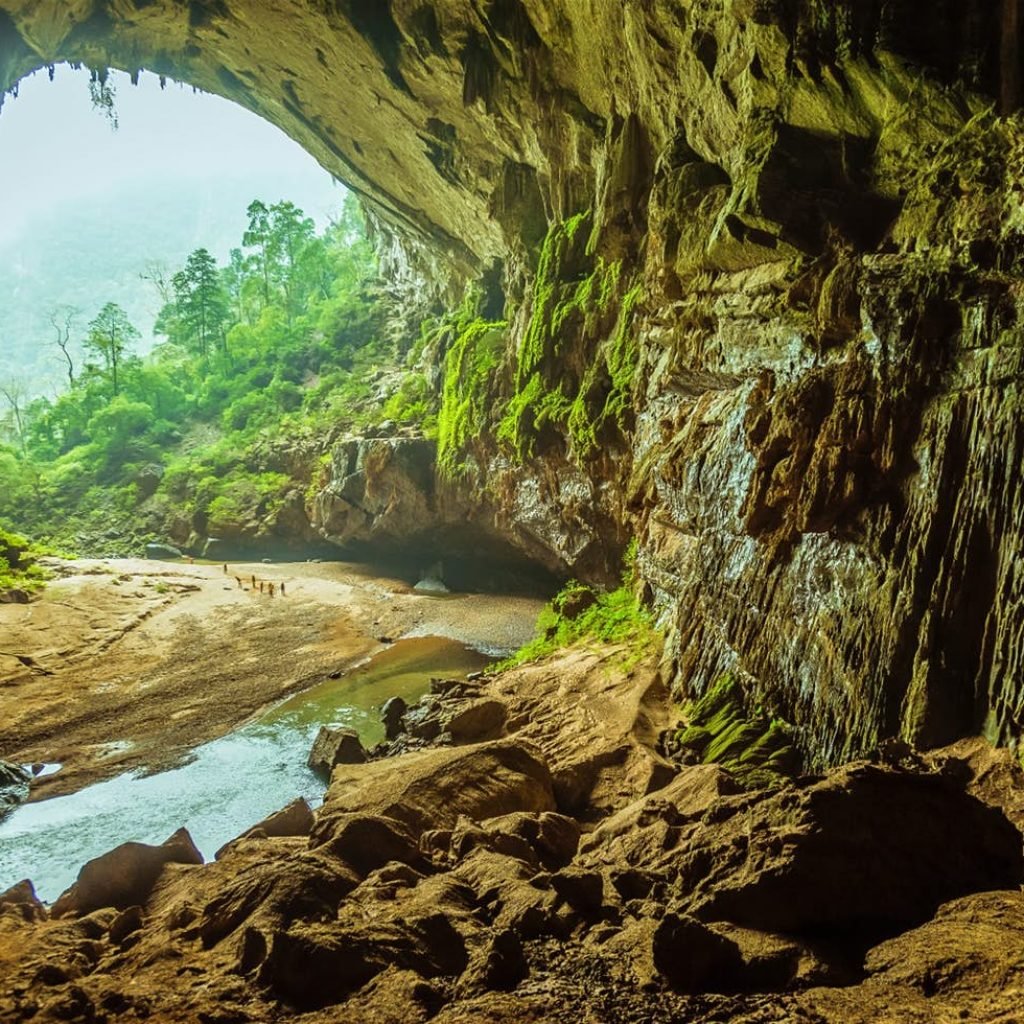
[0,636,490,900]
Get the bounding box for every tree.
[48,304,81,390]
[171,249,230,360]
[267,201,317,322]
[243,200,273,309]
[0,379,29,450]
[84,303,138,396]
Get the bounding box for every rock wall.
[3,1,1024,765]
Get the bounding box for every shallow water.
[0,636,490,901]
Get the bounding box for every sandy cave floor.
[0,558,546,800]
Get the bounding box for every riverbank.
[0,558,546,800]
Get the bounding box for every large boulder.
[307,726,367,778]
[0,879,46,922]
[52,827,203,916]
[381,696,408,740]
[445,699,507,743]
[313,740,556,841]
[144,543,182,560]
[676,764,1024,937]
[215,797,315,859]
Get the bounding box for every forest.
[0,193,431,577]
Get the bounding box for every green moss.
[437,314,509,479]
[673,674,799,790]
[602,281,644,429]
[498,210,640,464]
[496,541,658,670]
[0,528,54,596]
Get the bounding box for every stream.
[0,636,491,901]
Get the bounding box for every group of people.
[224,564,286,597]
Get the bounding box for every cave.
[3,2,1024,1021]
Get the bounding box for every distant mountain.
[0,174,343,395]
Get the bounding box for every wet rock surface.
[2,648,1024,1023]
[307,726,368,778]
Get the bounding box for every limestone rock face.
[2,1,1024,765]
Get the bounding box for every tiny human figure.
[251,574,256,588]
[234,576,242,588]
[280,582,286,597]
[268,583,276,597]
[222,563,228,574]
[260,581,265,594]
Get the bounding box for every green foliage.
[382,373,438,434]
[497,542,658,670]
[673,674,799,790]
[84,302,139,396]
[0,193,386,555]
[437,313,508,479]
[496,211,640,463]
[0,527,53,596]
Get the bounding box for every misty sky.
[0,64,342,246]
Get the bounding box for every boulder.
[445,699,507,742]
[0,878,47,922]
[678,764,1024,937]
[481,812,581,871]
[52,827,203,916]
[0,588,30,604]
[314,741,556,839]
[144,543,182,560]
[381,696,408,740]
[314,813,423,876]
[652,914,746,994]
[258,913,467,1010]
[307,726,367,778]
[215,797,315,858]
[108,905,144,945]
[459,928,528,995]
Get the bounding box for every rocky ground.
[2,633,1023,1023]
[0,558,544,800]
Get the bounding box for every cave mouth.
[333,525,564,597]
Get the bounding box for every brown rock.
[307,726,367,778]
[445,699,508,742]
[312,813,423,876]
[108,905,144,945]
[0,878,47,922]
[216,797,315,858]
[652,913,746,994]
[680,764,1024,937]
[52,827,203,916]
[315,741,556,838]
[258,912,467,1010]
[480,812,582,871]
[459,928,528,995]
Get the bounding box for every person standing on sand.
[280,582,286,597]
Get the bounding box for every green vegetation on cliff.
[495,212,642,462]
[437,309,508,479]
[0,195,386,554]
[671,675,799,790]
[499,543,658,669]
